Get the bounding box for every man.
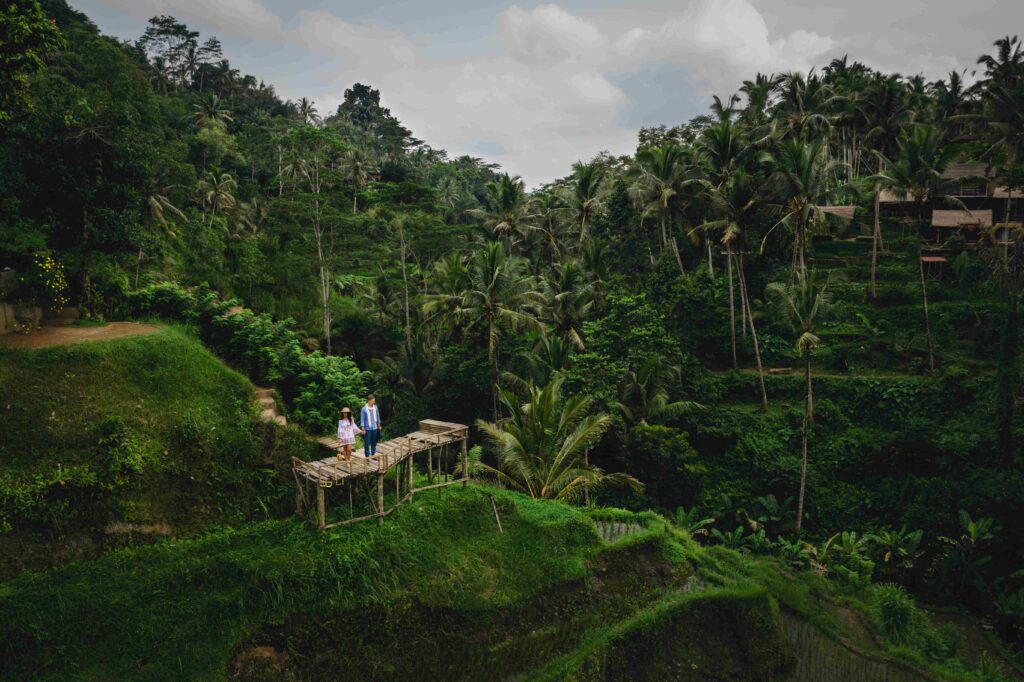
[360,394,383,457]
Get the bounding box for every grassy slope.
[0,487,1001,681]
[0,326,309,576]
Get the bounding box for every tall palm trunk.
[707,241,714,278]
[796,350,812,534]
[398,220,412,349]
[727,245,738,369]
[870,184,881,298]
[737,261,769,410]
[918,253,935,371]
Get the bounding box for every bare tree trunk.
[871,184,881,298]
[738,261,769,410]
[671,237,685,275]
[796,350,812,534]
[277,145,283,197]
[919,253,935,371]
[135,247,143,289]
[707,241,714,278]
[727,245,738,369]
[398,220,412,349]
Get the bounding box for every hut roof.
[920,256,947,263]
[819,205,856,220]
[878,189,914,203]
[931,209,993,228]
[941,163,992,180]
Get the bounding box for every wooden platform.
[292,419,469,529]
[295,419,468,485]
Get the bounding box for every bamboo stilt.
[461,437,468,487]
[377,474,384,526]
[316,486,325,530]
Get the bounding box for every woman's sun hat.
[341,407,352,414]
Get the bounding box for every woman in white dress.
[337,407,364,461]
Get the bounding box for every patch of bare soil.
[0,322,160,349]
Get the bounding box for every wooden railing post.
[461,435,468,487]
[377,473,384,525]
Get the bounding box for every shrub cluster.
[119,283,369,432]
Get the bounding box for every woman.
[336,407,364,462]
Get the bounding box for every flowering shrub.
[17,254,69,312]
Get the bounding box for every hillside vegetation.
[0,327,309,576]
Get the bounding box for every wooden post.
[377,473,384,525]
[317,485,326,530]
[461,436,468,487]
[348,482,353,519]
[296,483,303,516]
[408,448,414,494]
[428,448,433,484]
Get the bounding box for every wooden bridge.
[292,419,469,529]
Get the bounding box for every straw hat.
[340,407,352,415]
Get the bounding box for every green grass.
[0,326,309,575]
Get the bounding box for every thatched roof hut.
[931,209,993,228]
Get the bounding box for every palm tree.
[979,82,1024,227]
[423,242,543,418]
[768,270,826,534]
[194,171,237,227]
[188,92,233,129]
[541,258,594,350]
[763,138,848,276]
[695,169,770,409]
[478,174,534,252]
[343,147,375,214]
[870,125,962,231]
[571,161,605,243]
[617,357,701,427]
[475,376,641,502]
[858,75,911,297]
[773,70,839,140]
[505,332,575,390]
[297,97,320,126]
[633,142,693,272]
[739,73,780,126]
[136,188,185,288]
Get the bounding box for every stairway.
[593,519,644,542]
[254,387,287,427]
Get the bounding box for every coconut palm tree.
[188,92,233,129]
[194,171,237,227]
[632,142,694,272]
[423,242,543,418]
[541,258,594,350]
[768,270,827,534]
[870,125,963,230]
[343,147,375,214]
[617,356,702,427]
[763,139,849,276]
[136,187,185,288]
[695,169,770,409]
[571,161,605,243]
[773,70,839,141]
[297,97,320,126]
[477,174,534,252]
[475,376,641,502]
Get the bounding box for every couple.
[336,394,382,462]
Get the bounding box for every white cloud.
[97,0,284,39]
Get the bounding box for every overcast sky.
[71,0,1022,186]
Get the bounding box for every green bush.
[119,283,369,432]
[874,583,914,641]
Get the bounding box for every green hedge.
[119,283,369,433]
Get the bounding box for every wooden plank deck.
[295,420,468,485]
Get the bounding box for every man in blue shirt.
[360,394,383,457]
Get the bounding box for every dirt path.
[0,322,161,349]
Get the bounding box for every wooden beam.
[316,485,325,530]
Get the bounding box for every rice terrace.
[1,0,1024,680]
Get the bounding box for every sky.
[71,0,1023,186]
